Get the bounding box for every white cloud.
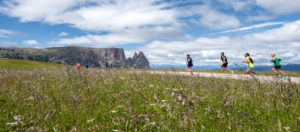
[218,0,253,11]
[49,26,188,47]
[0,40,19,47]
[58,32,68,37]
[0,0,194,47]
[255,0,300,15]
[215,22,285,34]
[22,40,39,45]
[0,0,177,32]
[0,0,242,45]
[246,15,274,22]
[0,29,18,38]
[126,20,300,65]
[178,5,241,29]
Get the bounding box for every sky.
[0,0,300,66]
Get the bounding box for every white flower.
[13,115,21,121]
[150,104,156,106]
[112,130,118,132]
[171,92,175,96]
[87,118,94,123]
[151,122,156,125]
[283,126,290,130]
[149,84,154,87]
[177,96,182,101]
[29,127,34,130]
[6,122,18,126]
[111,110,117,113]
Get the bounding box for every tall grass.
[0,68,299,131]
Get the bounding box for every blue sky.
[0,0,300,66]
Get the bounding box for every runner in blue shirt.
[186,54,193,75]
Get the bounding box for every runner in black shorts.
[271,53,287,78]
[274,65,281,69]
[222,63,228,67]
[220,52,234,74]
[186,54,193,75]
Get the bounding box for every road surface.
[140,71,300,84]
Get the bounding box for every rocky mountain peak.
[129,51,150,69]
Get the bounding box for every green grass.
[0,59,62,70]
[0,68,299,131]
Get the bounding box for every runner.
[75,63,81,69]
[85,63,89,69]
[186,54,193,75]
[220,52,234,74]
[271,53,287,78]
[242,53,258,79]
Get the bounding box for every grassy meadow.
[0,67,299,131]
[0,59,62,70]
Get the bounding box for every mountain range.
[0,47,150,69]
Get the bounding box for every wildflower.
[112,130,118,132]
[149,84,154,87]
[283,126,290,131]
[150,104,156,106]
[171,92,175,96]
[161,100,166,102]
[182,101,185,106]
[224,102,230,106]
[177,96,182,101]
[14,115,21,121]
[6,122,18,126]
[111,110,117,113]
[151,122,156,125]
[87,118,94,123]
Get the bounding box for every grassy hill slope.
[0,58,62,70]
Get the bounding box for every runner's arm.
[242,58,250,63]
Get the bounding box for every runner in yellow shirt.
[242,53,258,78]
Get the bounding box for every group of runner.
[75,63,89,69]
[186,52,288,78]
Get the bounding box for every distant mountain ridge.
[151,64,300,72]
[255,64,300,72]
[0,47,150,69]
